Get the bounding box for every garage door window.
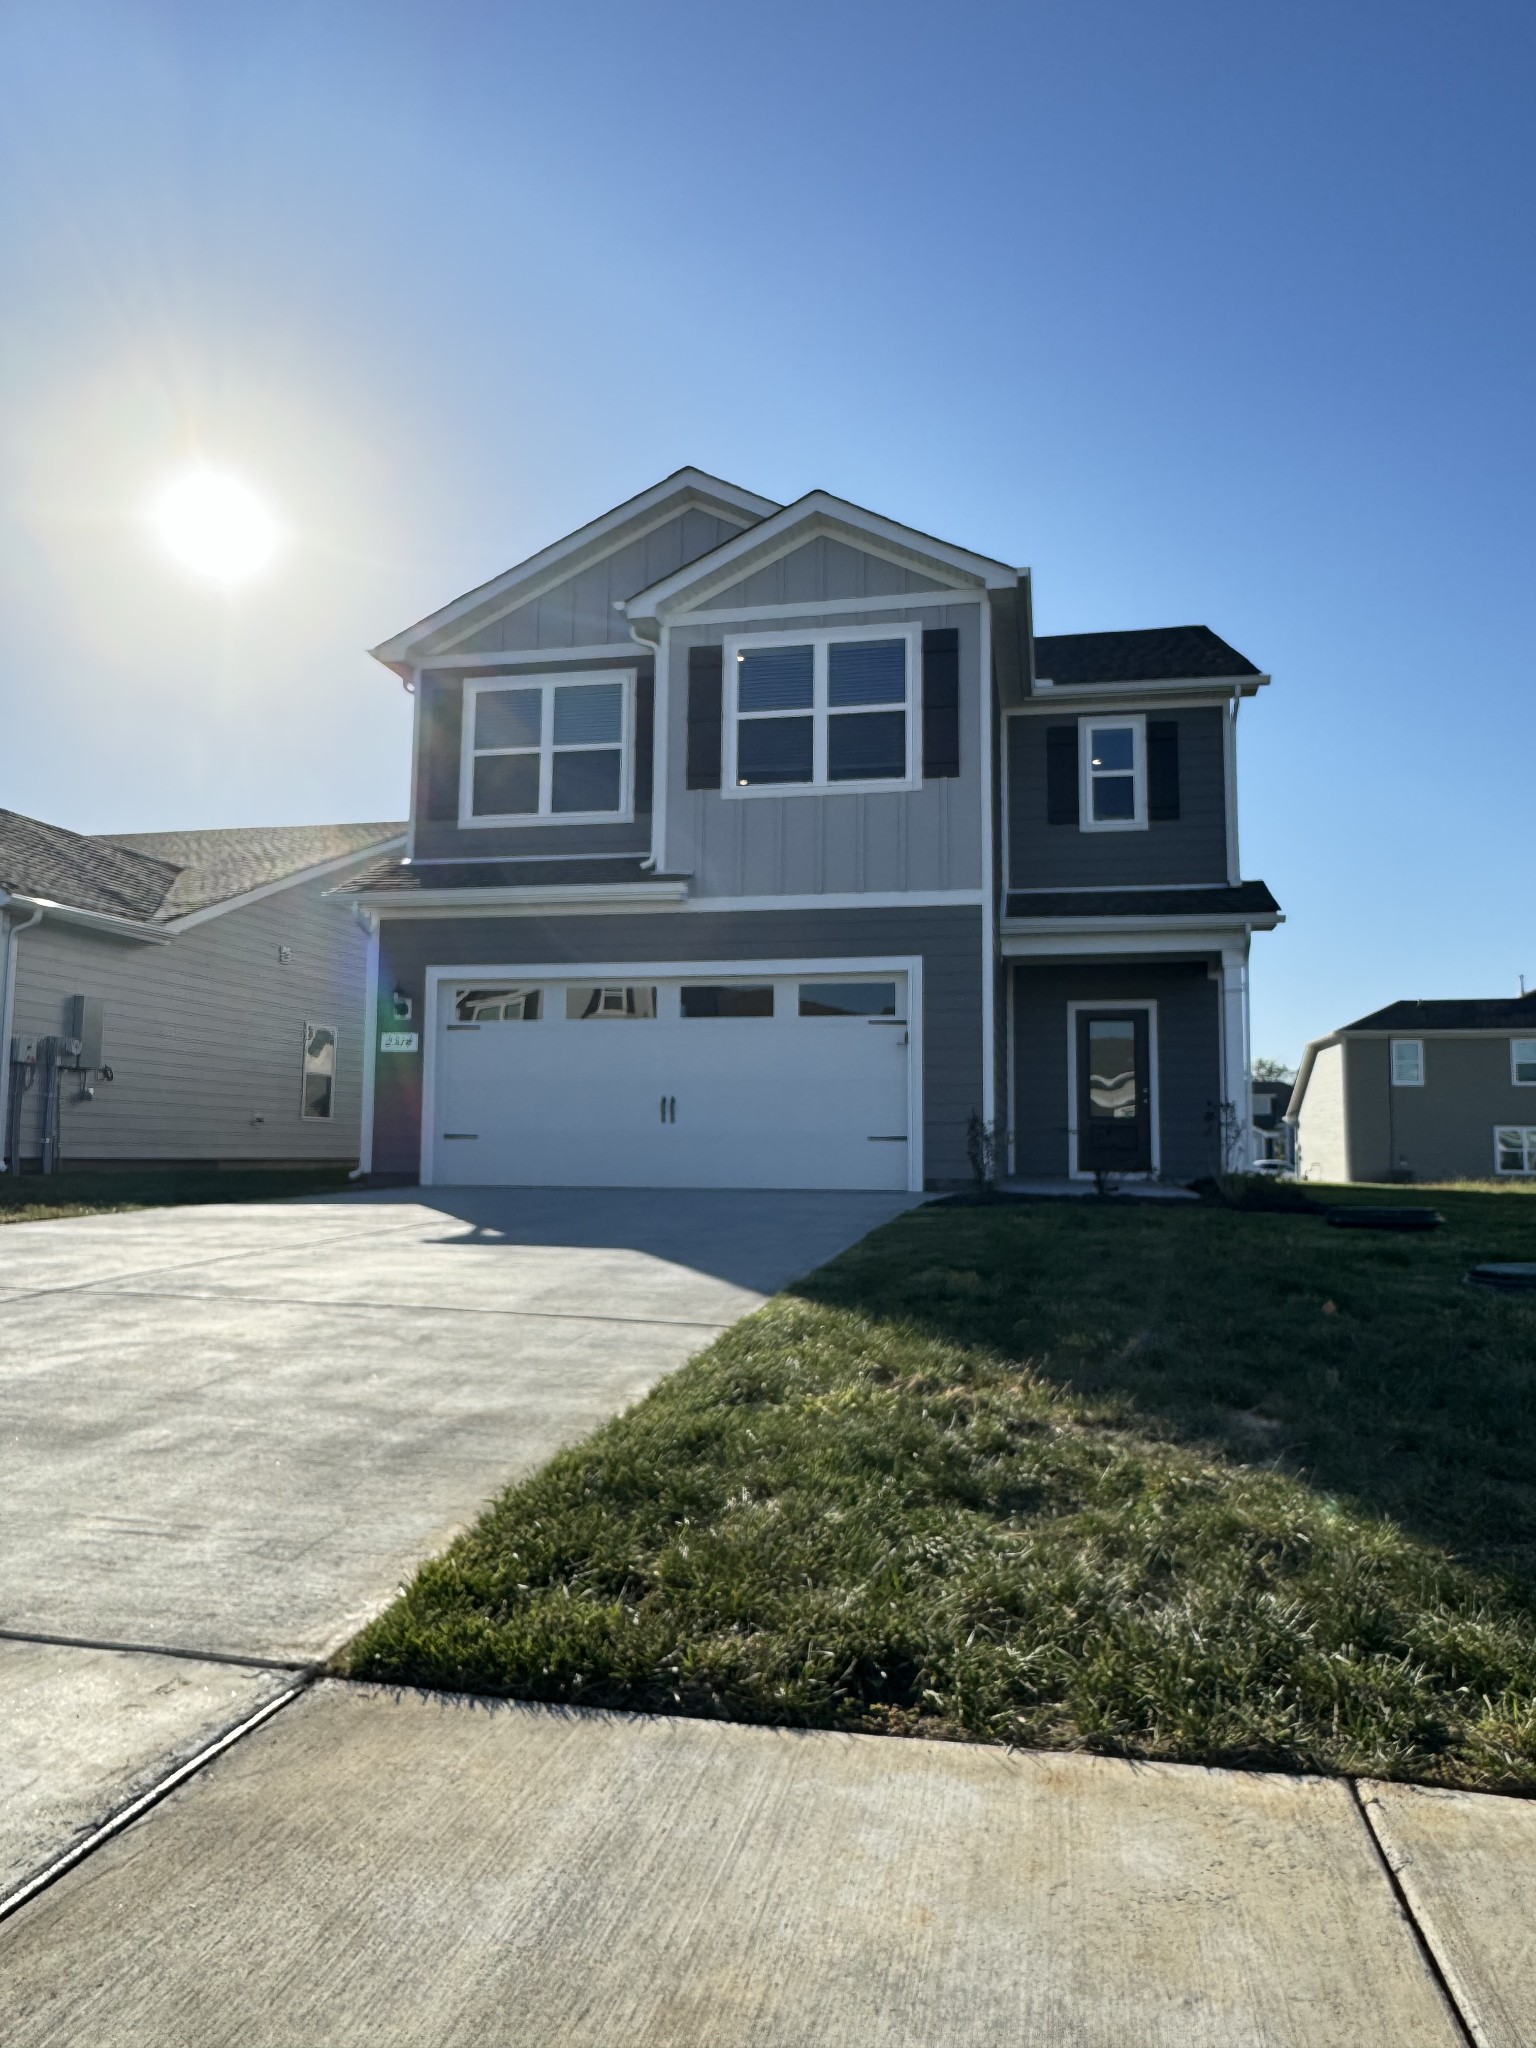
[566,985,657,1020]
[462,672,633,825]
[680,985,774,1018]
[456,988,542,1022]
[799,982,898,1018]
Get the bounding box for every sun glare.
[150,467,281,584]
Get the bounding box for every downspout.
[0,904,43,1172]
[629,617,665,870]
[978,595,997,1141]
[349,905,380,1180]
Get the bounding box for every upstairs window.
[723,626,919,795]
[1512,1038,1536,1085]
[462,672,633,826]
[1391,1038,1425,1086]
[1078,715,1146,830]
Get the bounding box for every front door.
[1075,1011,1152,1175]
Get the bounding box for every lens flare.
[150,467,281,583]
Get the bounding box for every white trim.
[645,620,669,871]
[1219,942,1251,1157]
[458,671,636,829]
[0,894,173,943]
[1078,712,1146,832]
[422,643,654,672]
[683,890,982,912]
[397,851,650,866]
[406,673,420,863]
[1004,955,1017,1177]
[979,595,997,1131]
[1065,999,1160,1180]
[370,471,777,663]
[625,493,1015,620]
[721,623,922,799]
[667,590,982,628]
[355,918,379,1175]
[419,954,925,1193]
[1510,1037,1536,1086]
[1002,925,1262,958]
[167,838,407,932]
[1028,673,1270,703]
[1283,1032,1342,1127]
[353,882,689,914]
[1223,698,1240,884]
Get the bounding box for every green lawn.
[342,1182,1536,1791]
[0,1165,359,1225]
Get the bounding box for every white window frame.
[1078,713,1147,833]
[300,1021,338,1121]
[1391,1038,1425,1087]
[1511,1038,1536,1086]
[459,669,636,829]
[720,623,922,799]
[1493,1126,1536,1175]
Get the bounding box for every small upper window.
[463,672,632,825]
[301,1023,336,1119]
[1391,1039,1424,1087]
[1079,715,1146,831]
[1512,1038,1536,1085]
[565,985,657,1020]
[724,627,917,794]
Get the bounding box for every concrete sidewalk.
[10,1683,1534,2047]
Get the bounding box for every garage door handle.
[659,1095,677,1124]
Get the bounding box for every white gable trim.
[371,471,778,666]
[625,493,1017,622]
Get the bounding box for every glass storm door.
[1076,1012,1152,1174]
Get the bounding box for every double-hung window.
[462,671,633,825]
[723,625,920,794]
[1391,1038,1424,1087]
[1078,714,1146,829]
[1512,1038,1536,1085]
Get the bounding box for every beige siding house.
[1,814,403,1173]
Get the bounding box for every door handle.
[659,1096,677,1124]
[659,1096,667,1124]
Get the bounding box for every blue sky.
[1,0,1530,1064]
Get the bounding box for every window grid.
[724,626,919,796]
[1391,1039,1425,1087]
[1077,714,1146,832]
[1494,1127,1536,1174]
[462,672,633,826]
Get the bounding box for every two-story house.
[345,470,1278,1190]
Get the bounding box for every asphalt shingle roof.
[1004,883,1280,921]
[1034,626,1261,684]
[1338,994,1536,1032]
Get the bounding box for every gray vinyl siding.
[1342,1034,1536,1183]
[1010,960,1221,1180]
[666,600,984,897]
[371,904,983,1186]
[6,867,376,1168]
[696,537,950,612]
[443,510,747,655]
[411,657,653,862]
[1006,707,1229,888]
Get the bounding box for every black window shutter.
[1147,719,1180,821]
[1045,724,1079,825]
[686,645,723,789]
[921,627,960,778]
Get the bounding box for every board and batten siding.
[693,535,951,612]
[666,596,985,899]
[1010,960,1222,1181]
[1006,706,1229,888]
[1296,1041,1348,1181]
[371,904,984,1186]
[7,867,376,1167]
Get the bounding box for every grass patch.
[343,1184,1536,1790]
[0,1165,358,1225]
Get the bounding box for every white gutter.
[628,617,665,871]
[0,902,44,1172]
[0,893,171,942]
[1284,1033,1341,1126]
[348,881,689,913]
[350,909,380,1180]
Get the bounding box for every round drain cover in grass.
[1325,1207,1443,1232]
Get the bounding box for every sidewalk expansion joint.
[1348,1779,1478,2048]
[86,1286,732,1329]
[0,1673,315,1929]
[0,1626,313,1674]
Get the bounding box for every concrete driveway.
[0,1186,915,1898]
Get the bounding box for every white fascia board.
[1001,922,1264,958]
[370,472,779,668]
[0,894,173,943]
[1285,1034,1341,1123]
[1018,675,1270,711]
[166,837,409,931]
[624,493,1016,623]
[353,882,690,915]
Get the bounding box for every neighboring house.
[344,468,1279,1192]
[1251,1076,1295,1170]
[1288,994,1536,1184]
[0,813,404,1172]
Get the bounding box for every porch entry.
[1075,1009,1152,1174]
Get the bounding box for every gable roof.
[1335,994,1536,1033]
[1034,626,1261,684]
[0,810,403,930]
[369,468,779,669]
[624,490,1018,624]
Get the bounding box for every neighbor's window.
[1512,1038,1536,1085]
[463,672,632,823]
[680,985,774,1018]
[455,987,542,1022]
[301,1022,336,1120]
[725,627,916,793]
[565,985,657,1020]
[1079,715,1145,830]
[798,981,899,1018]
[1391,1038,1424,1087]
[1494,1126,1536,1174]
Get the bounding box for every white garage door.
[431,969,913,1190]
